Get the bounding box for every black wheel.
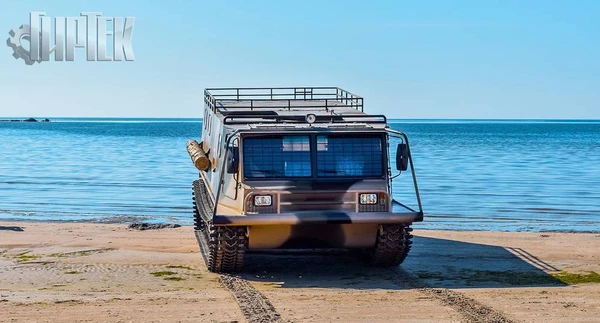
[365,224,413,266]
[192,179,247,272]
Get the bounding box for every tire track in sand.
[387,269,516,323]
[219,274,283,323]
[220,267,513,323]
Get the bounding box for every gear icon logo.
[6,24,41,65]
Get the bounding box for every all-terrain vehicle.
[187,87,423,272]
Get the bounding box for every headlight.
[359,193,378,205]
[254,195,273,207]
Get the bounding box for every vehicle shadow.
[241,235,566,289]
[0,226,24,232]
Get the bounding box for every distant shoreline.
[0,118,50,122]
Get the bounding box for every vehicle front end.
[215,130,423,251]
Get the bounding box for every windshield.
[317,135,384,177]
[243,134,384,179]
[244,136,312,178]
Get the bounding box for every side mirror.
[226,146,239,174]
[396,143,409,171]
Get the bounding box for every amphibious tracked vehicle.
[187,87,423,272]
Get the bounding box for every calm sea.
[0,119,598,232]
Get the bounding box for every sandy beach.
[1,221,598,323]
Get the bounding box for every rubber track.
[192,180,210,231]
[368,224,413,266]
[192,179,247,272]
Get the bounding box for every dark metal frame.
[205,87,364,113]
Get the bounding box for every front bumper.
[213,210,422,226]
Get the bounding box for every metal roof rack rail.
[204,87,364,114]
[223,114,386,125]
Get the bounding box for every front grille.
[358,201,389,212]
[279,192,356,213]
[244,192,389,214]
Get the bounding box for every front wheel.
[364,224,413,266]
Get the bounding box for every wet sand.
[1,221,598,322]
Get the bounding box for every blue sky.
[1,0,599,119]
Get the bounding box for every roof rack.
[222,114,387,125]
[204,87,364,113]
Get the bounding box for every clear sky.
[1,0,599,119]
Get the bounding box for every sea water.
[0,119,598,232]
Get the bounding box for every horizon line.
[2,117,600,121]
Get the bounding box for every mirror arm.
[386,128,424,215]
[232,139,240,200]
[214,130,241,219]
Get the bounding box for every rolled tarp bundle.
[186,139,210,171]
